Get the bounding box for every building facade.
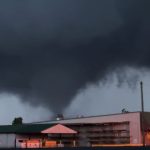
[43,112,150,146]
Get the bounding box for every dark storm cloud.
[0,0,149,113]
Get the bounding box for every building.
[39,111,150,147]
[0,111,150,148]
[0,124,77,148]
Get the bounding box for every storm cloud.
[0,0,149,113]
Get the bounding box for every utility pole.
[140,81,145,146]
[140,81,144,113]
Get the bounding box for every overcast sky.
[0,0,150,124]
[1,68,150,125]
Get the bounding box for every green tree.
[12,117,23,125]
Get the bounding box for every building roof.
[35,112,141,125]
[42,124,77,134]
[0,124,54,134]
[31,111,142,125]
[0,124,77,134]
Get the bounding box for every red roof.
[41,124,77,134]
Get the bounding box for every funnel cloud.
[0,0,150,113]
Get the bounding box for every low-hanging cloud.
[0,0,149,113]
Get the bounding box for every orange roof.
[41,124,77,134]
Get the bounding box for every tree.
[12,117,23,125]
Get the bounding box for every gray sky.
[1,67,150,124]
[0,0,150,124]
[0,94,52,124]
[65,67,150,117]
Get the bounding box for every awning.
[41,124,77,134]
